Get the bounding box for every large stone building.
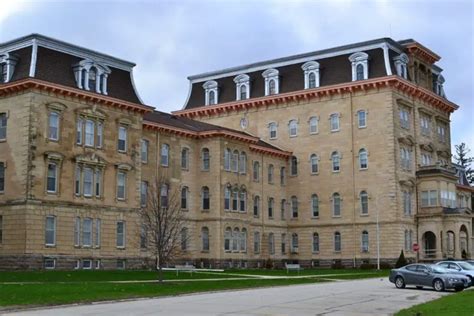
[0,34,472,270]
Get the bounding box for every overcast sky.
[1,0,473,153]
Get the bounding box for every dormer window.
[234,74,250,100]
[203,80,218,105]
[0,53,19,84]
[349,52,369,81]
[73,60,111,95]
[394,53,409,79]
[301,61,320,89]
[433,74,446,97]
[262,69,279,96]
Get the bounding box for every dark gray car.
[436,261,474,285]
[389,263,469,292]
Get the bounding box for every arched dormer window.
[0,53,19,83]
[73,59,111,94]
[203,80,218,105]
[301,61,320,89]
[348,52,369,81]
[433,74,446,97]
[262,68,279,96]
[234,74,250,100]
[393,53,409,79]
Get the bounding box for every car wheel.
[395,276,405,289]
[454,286,464,292]
[416,286,423,289]
[433,279,445,292]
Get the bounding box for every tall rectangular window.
[76,118,83,145]
[399,108,410,129]
[141,139,149,163]
[46,162,58,193]
[0,215,3,244]
[82,218,92,246]
[95,170,101,197]
[420,115,430,136]
[253,232,260,253]
[0,113,7,140]
[358,110,367,128]
[140,225,147,249]
[437,124,446,143]
[330,114,340,131]
[45,216,56,246]
[117,171,126,200]
[421,190,438,206]
[85,119,95,147]
[403,191,412,215]
[116,221,125,248]
[97,122,103,148]
[74,217,81,246]
[48,112,59,140]
[95,219,101,247]
[0,162,5,193]
[141,181,148,207]
[83,167,93,197]
[118,126,127,152]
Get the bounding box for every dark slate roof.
[144,111,286,153]
[1,34,142,104]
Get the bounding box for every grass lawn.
[225,268,390,277]
[396,289,474,316]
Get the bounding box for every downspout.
[260,153,265,267]
[382,43,393,76]
[349,92,357,268]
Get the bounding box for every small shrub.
[395,250,408,268]
[360,263,376,269]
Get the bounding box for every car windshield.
[431,266,449,274]
[458,262,474,270]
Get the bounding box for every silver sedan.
[389,263,469,292]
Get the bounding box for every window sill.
[201,209,210,212]
[289,135,298,138]
[0,139,6,143]
[311,172,319,176]
[46,191,58,195]
[118,150,127,154]
[116,247,126,250]
[201,250,210,253]
[332,170,340,173]
[332,215,341,218]
[330,129,340,133]
[160,165,169,168]
[45,244,56,248]
[360,213,369,217]
[309,132,319,135]
[359,168,368,171]
[311,216,319,219]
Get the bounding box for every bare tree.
[138,177,189,282]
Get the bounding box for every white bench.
[175,265,196,276]
[285,263,303,274]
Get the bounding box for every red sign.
[413,243,420,252]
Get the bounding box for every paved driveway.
[6,278,451,316]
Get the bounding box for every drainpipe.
[349,92,357,268]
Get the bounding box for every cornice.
[404,43,440,64]
[0,78,153,114]
[174,76,459,119]
[456,184,474,193]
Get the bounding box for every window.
[253,231,260,253]
[280,167,286,185]
[83,167,93,197]
[280,199,286,219]
[437,123,446,143]
[141,140,149,163]
[253,161,260,182]
[82,259,92,270]
[359,149,368,169]
[421,153,432,166]
[76,118,83,145]
[403,191,412,215]
[268,164,274,183]
[268,197,274,218]
[202,187,210,210]
[330,114,340,131]
[0,162,4,193]
[181,148,189,170]
[239,152,247,174]
[309,117,318,134]
[361,231,369,252]
[117,260,126,270]
[268,233,275,255]
[202,148,210,171]
[88,67,97,90]
[421,190,437,207]
[45,216,56,246]
[201,227,210,251]
[74,116,104,148]
[334,232,341,252]
[420,115,431,136]
[289,120,298,137]
[140,225,147,249]
[82,218,92,247]
[85,119,94,147]
[231,188,239,211]
[311,194,319,217]
[73,60,110,93]
[262,68,279,96]
[118,126,127,152]
[234,74,250,100]
[290,156,298,176]
[46,162,58,193]
[117,171,126,200]
[181,228,188,251]
[404,229,413,251]
[74,217,81,246]
[394,53,409,79]
[357,110,367,128]
[240,189,247,212]
[310,154,319,174]
[161,144,170,166]
[224,148,231,171]
[224,186,231,210]
[312,233,319,253]
[241,228,247,252]
[291,233,298,253]
[160,184,169,208]
[269,122,277,139]
[203,80,218,105]
[141,181,148,207]
[302,61,320,89]
[0,113,7,140]
[0,63,6,83]
[291,196,298,218]
[399,108,410,129]
[349,52,369,81]
[48,112,60,140]
[232,228,240,251]
[331,151,340,172]
[44,258,56,269]
[181,187,189,210]
[231,150,239,172]
[400,147,412,170]
[95,219,101,247]
[360,191,368,215]
[75,166,102,198]
[332,193,341,217]
[97,122,103,148]
[253,196,260,217]
[281,233,286,254]
[116,221,125,248]
[0,215,3,244]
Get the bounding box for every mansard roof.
[0,34,143,104]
